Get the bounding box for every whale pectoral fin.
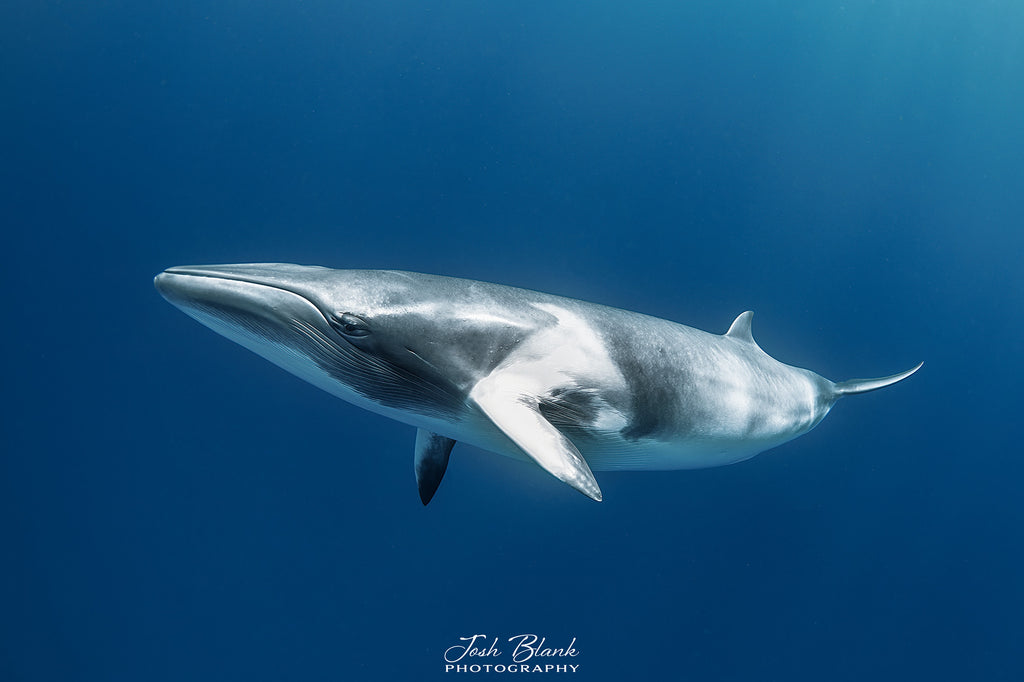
[414,429,455,506]
[471,379,602,502]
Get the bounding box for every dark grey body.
[155,264,921,502]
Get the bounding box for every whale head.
[154,264,544,425]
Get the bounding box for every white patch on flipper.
[468,303,629,497]
[471,377,603,501]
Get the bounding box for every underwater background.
[3,1,1022,680]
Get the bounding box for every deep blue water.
[3,2,1023,680]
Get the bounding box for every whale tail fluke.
[832,362,923,397]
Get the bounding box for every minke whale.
[155,264,921,504]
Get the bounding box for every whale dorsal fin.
[726,311,756,344]
[414,429,455,505]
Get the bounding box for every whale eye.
[330,312,371,338]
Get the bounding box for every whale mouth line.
[163,266,293,289]
[159,266,324,314]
